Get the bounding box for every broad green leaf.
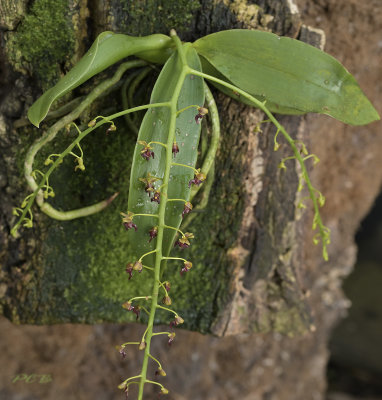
[194,29,380,125]
[199,56,305,115]
[127,45,204,265]
[28,32,172,127]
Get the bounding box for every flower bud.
[139,340,146,350]
[172,142,179,157]
[149,226,158,243]
[106,124,116,134]
[180,261,192,276]
[156,367,167,377]
[164,281,171,292]
[133,261,143,272]
[162,295,172,306]
[151,190,161,204]
[122,301,133,311]
[160,387,169,395]
[182,202,193,218]
[167,332,176,346]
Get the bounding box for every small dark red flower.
[180,261,192,276]
[188,169,206,188]
[155,367,167,377]
[122,301,133,311]
[149,226,158,243]
[169,315,184,328]
[132,306,141,321]
[139,173,160,198]
[118,346,127,359]
[160,387,169,395]
[123,221,137,231]
[133,261,143,273]
[168,332,176,346]
[121,211,137,231]
[106,124,116,135]
[151,190,161,204]
[162,295,172,306]
[122,301,140,320]
[138,141,154,161]
[182,201,193,218]
[174,232,194,249]
[194,106,208,124]
[164,281,171,292]
[125,263,134,280]
[172,142,179,157]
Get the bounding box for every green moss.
[111,0,200,37]
[5,0,75,89]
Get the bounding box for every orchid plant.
[11,28,379,399]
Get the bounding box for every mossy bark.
[0,0,345,337]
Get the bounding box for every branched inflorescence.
[11,29,334,400]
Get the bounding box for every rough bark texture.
[0,0,381,400]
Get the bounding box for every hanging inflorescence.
[18,26,382,400]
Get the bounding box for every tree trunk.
[0,0,381,399]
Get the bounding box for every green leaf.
[199,56,305,115]
[28,32,173,127]
[127,46,204,264]
[193,29,380,125]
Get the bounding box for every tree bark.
[0,0,381,399]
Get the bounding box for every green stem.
[157,305,178,316]
[176,104,199,116]
[138,249,158,262]
[171,162,199,173]
[137,30,188,400]
[134,213,159,218]
[149,141,168,149]
[128,296,152,303]
[187,68,330,260]
[151,331,171,337]
[121,342,140,347]
[158,280,169,295]
[148,353,163,369]
[163,224,185,237]
[162,256,187,262]
[167,198,187,203]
